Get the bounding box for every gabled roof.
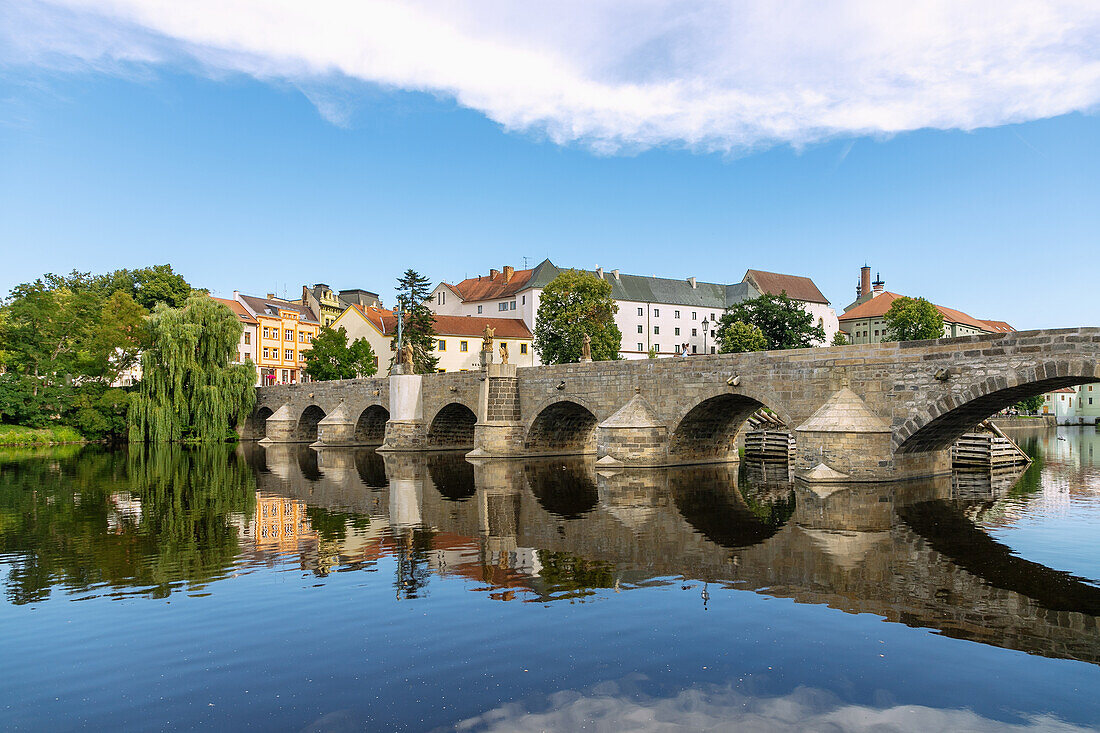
[528,260,750,309]
[237,293,319,324]
[347,304,396,336]
[838,292,989,331]
[979,319,1016,333]
[742,269,830,304]
[211,296,257,324]
[1051,387,1077,394]
[431,315,531,339]
[446,267,536,302]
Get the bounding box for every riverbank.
[0,425,86,446]
[989,415,1056,429]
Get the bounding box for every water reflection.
[2,439,1100,667]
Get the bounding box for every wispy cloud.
[4,0,1100,153]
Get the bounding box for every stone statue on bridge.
[581,333,592,363]
[499,342,509,364]
[400,341,415,372]
[482,325,495,352]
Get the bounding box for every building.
[236,292,320,385]
[428,260,838,361]
[211,296,261,385]
[1043,385,1100,425]
[301,284,382,328]
[838,267,1013,345]
[330,304,533,374]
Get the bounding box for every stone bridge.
[247,446,1100,666]
[246,327,1100,481]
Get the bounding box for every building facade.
[212,296,261,385]
[236,293,320,385]
[301,284,382,328]
[1043,385,1100,424]
[428,260,838,362]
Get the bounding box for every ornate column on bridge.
[468,363,526,458]
[378,373,427,451]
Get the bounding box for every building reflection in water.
[246,443,1100,665]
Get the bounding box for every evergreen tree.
[534,270,621,363]
[128,294,256,443]
[390,270,439,374]
[718,292,825,350]
[882,296,944,342]
[303,326,378,381]
[831,331,850,346]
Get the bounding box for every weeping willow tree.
[128,293,256,443]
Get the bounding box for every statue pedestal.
[480,348,494,370]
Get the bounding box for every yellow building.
[236,292,320,385]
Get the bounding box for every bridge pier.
[594,392,670,467]
[378,374,427,452]
[469,364,526,458]
[315,402,357,446]
[262,403,299,443]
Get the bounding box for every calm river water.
[2,428,1100,731]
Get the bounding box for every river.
[1,428,1098,730]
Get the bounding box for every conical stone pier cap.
[796,388,890,434]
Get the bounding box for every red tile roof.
[352,306,531,339]
[446,267,534,302]
[1051,387,1077,394]
[979,319,1016,333]
[743,269,829,304]
[212,296,257,324]
[838,292,990,331]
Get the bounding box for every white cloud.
[4,0,1100,152]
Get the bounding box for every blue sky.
[2,1,1099,329]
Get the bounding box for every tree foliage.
[128,294,256,443]
[718,321,768,353]
[717,292,825,351]
[1015,394,1045,414]
[390,270,439,374]
[303,326,378,381]
[882,297,945,342]
[831,331,849,346]
[102,264,193,310]
[534,269,621,364]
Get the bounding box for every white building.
[429,260,839,361]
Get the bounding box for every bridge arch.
[296,405,326,442]
[354,404,390,445]
[525,398,599,455]
[669,392,786,464]
[245,406,273,440]
[896,358,1100,453]
[427,402,478,449]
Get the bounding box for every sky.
[1,0,1099,329]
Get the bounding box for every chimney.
[860,265,871,298]
[688,276,697,289]
[596,266,604,279]
[612,269,620,281]
[490,268,500,280]
[872,272,885,295]
[503,265,514,282]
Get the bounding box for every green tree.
[534,269,621,364]
[718,321,768,353]
[1015,394,1045,414]
[831,331,849,346]
[303,326,378,381]
[103,264,192,310]
[718,292,824,351]
[390,270,439,374]
[882,296,945,342]
[128,294,256,443]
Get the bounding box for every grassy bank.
[0,424,86,446]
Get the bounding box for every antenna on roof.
[523,256,530,269]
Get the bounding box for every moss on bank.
[0,425,86,446]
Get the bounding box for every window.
[711,346,716,354]
[691,312,697,320]
[637,343,644,351]
[874,330,879,337]
[520,344,527,354]
[499,303,508,312]
[285,349,293,360]
[437,291,446,305]
[1091,398,1094,405]
[637,325,643,333]
[263,327,270,338]
[692,328,698,337]
[692,345,697,354]
[263,347,270,359]
[522,295,526,305]
[654,326,660,334]
[307,333,312,342]
[637,307,644,316]
[282,370,289,382]
[510,301,516,310]
[460,341,468,352]
[244,352,251,362]
[438,340,446,351]
[1090,386,1094,391]
[710,313,716,321]
[299,332,305,342]
[654,308,660,317]
[244,332,251,345]
[477,305,483,314]
[674,310,680,319]
[285,329,293,341]
[654,344,660,352]
[674,327,680,336]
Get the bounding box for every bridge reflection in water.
[247,443,1100,667]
